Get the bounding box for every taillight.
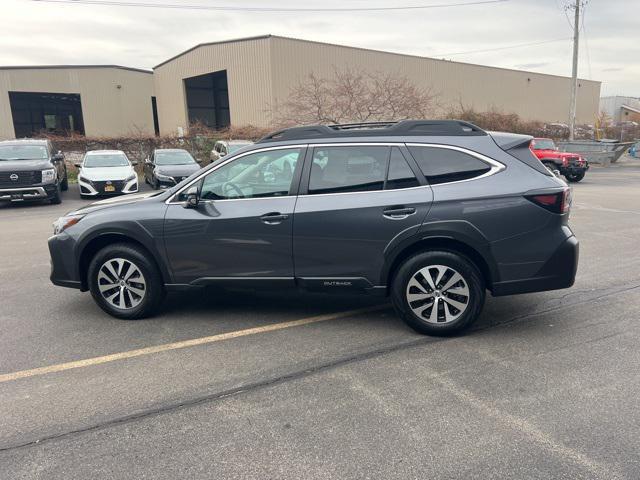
[526,188,571,214]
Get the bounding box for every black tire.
[60,169,69,191]
[391,251,485,336]
[87,243,165,320]
[151,177,159,190]
[49,184,62,204]
[565,171,585,183]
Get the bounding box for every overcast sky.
[0,0,637,96]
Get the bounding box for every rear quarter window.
[407,146,491,185]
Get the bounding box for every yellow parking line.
[0,305,388,384]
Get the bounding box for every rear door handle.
[383,207,416,219]
[260,212,289,224]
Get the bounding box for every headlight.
[154,170,173,181]
[125,174,137,182]
[78,175,90,184]
[53,214,85,235]
[42,168,56,183]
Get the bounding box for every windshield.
[532,139,557,150]
[155,151,196,166]
[84,153,129,168]
[228,143,252,153]
[0,145,48,160]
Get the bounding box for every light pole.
[568,0,581,141]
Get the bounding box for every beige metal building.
[1,35,601,139]
[153,35,601,135]
[0,66,156,140]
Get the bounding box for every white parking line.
[0,305,388,384]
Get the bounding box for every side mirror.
[53,152,64,162]
[145,158,152,165]
[219,151,227,157]
[74,162,82,168]
[183,185,199,209]
[131,160,139,166]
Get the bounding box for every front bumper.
[492,235,579,296]
[0,184,59,202]
[49,232,83,290]
[79,177,138,196]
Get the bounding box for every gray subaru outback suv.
[48,120,578,335]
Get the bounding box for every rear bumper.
[492,235,579,296]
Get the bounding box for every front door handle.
[260,212,289,224]
[383,206,416,219]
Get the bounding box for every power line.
[433,37,571,57]
[31,0,510,12]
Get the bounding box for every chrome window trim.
[404,143,505,187]
[166,144,307,205]
[167,141,505,204]
[297,184,430,199]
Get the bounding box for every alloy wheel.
[405,265,470,324]
[97,258,146,310]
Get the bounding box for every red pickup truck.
[530,138,589,182]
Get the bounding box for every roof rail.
[257,120,486,143]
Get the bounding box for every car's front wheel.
[49,184,62,204]
[565,171,585,183]
[391,251,485,336]
[60,170,69,191]
[87,243,165,319]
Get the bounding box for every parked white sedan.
[76,150,138,198]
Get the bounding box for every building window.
[9,91,85,138]
[151,96,160,136]
[184,70,230,130]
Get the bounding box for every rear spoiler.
[488,131,533,150]
[489,131,552,176]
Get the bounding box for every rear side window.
[408,146,491,185]
[309,146,388,194]
[386,147,419,190]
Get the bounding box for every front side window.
[199,148,302,200]
[83,153,129,168]
[408,146,491,185]
[308,146,388,194]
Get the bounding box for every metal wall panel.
[0,67,155,140]
[269,37,601,125]
[155,35,601,133]
[153,38,272,134]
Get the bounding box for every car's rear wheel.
[565,171,585,182]
[391,251,485,336]
[88,243,165,319]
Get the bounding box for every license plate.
[104,185,115,192]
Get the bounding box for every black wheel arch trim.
[381,220,498,289]
[75,223,173,289]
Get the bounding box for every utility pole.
[568,0,581,140]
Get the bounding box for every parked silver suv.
[49,121,578,335]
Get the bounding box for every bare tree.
[271,67,439,126]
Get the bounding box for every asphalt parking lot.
[1,162,640,479]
